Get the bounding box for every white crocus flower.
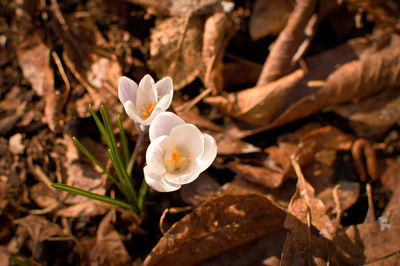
[144,112,217,192]
[118,74,173,131]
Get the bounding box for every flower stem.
[127,130,146,176]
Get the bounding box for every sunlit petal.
[149,112,185,141]
[155,76,173,103]
[124,101,144,124]
[170,124,204,160]
[144,166,181,192]
[118,76,138,104]
[146,135,171,175]
[197,134,217,172]
[136,74,157,111]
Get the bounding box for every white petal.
[124,101,144,124]
[156,76,173,103]
[136,74,157,111]
[144,166,181,192]
[146,135,170,175]
[197,134,217,172]
[170,124,204,160]
[164,161,201,185]
[156,93,173,111]
[118,76,138,104]
[149,112,185,142]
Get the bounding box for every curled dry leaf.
[143,194,287,266]
[249,0,294,40]
[149,10,233,91]
[256,0,317,85]
[205,34,396,129]
[281,158,339,265]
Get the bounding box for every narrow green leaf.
[50,183,136,211]
[118,115,130,167]
[100,105,119,152]
[108,149,138,204]
[100,107,138,202]
[89,105,113,149]
[8,255,29,266]
[137,178,148,211]
[72,137,117,183]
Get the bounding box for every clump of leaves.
[51,105,148,213]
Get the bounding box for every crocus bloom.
[118,74,173,131]
[144,112,217,192]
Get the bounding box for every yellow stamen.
[140,102,155,119]
[165,146,186,170]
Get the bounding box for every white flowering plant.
[51,74,217,214]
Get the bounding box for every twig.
[51,51,70,92]
[365,182,376,223]
[159,206,193,234]
[176,87,212,113]
[333,184,343,228]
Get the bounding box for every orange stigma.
[140,102,155,119]
[165,146,186,169]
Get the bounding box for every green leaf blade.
[50,183,136,211]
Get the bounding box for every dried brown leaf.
[125,0,223,16]
[180,174,220,206]
[281,158,339,265]
[14,215,65,258]
[228,161,285,189]
[381,157,400,217]
[205,34,386,127]
[149,16,203,89]
[150,10,233,91]
[256,0,317,85]
[97,211,132,265]
[214,133,261,155]
[249,0,294,40]
[16,31,68,132]
[0,246,10,266]
[350,209,400,264]
[330,88,400,137]
[143,194,287,266]
[55,136,110,217]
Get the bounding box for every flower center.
[140,102,156,119]
[165,146,186,171]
